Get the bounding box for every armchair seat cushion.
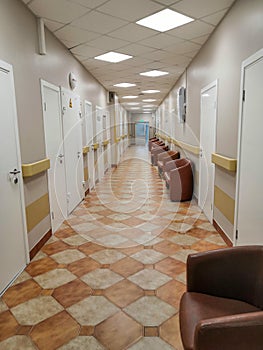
[180,292,260,350]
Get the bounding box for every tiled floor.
[0,145,227,349]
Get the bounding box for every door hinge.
[44,102,47,111]
[51,211,54,220]
[242,90,245,102]
[235,229,239,240]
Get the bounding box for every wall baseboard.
[30,229,52,260]
[213,219,233,247]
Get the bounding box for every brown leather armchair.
[163,158,193,201]
[148,137,159,151]
[157,150,180,176]
[151,145,169,166]
[180,246,263,350]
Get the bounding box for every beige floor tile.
[0,335,36,350]
[67,296,119,326]
[51,249,86,264]
[90,249,126,264]
[81,269,123,289]
[168,234,199,246]
[58,336,105,350]
[128,337,175,350]
[34,269,76,289]
[131,249,166,264]
[124,296,176,326]
[11,296,63,325]
[128,269,172,290]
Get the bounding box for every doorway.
[135,122,149,145]
[95,106,103,181]
[0,60,28,295]
[199,80,218,223]
[235,49,263,245]
[61,88,84,214]
[84,100,95,190]
[41,80,67,232]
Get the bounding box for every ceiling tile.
[138,33,184,49]
[71,10,128,34]
[87,36,129,51]
[190,34,210,45]
[97,0,164,21]
[109,23,157,42]
[164,40,201,54]
[70,44,104,58]
[201,8,228,25]
[70,0,109,9]
[119,43,156,56]
[59,38,79,49]
[44,19,65,32]
[171,0,235,18]
[29,0,89,24]
[168,20,214,40]
[55,25,100,46]
[151,0,181,5]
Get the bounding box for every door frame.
[234,48,263,246]
[0,59,29,271]
[198,79,218,223]
[40,79,67,232]
[84,100,95,190]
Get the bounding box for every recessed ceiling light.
[140,70,169,77]
[114,83,136,87]
[143,105,155,107]
[94,51,132,63]
[143,112,151,114]
[122,95,138,99]
[126,102,140,105]
[130,107,140,110]
[142,90,160,94]
[142,99,157,102]
[136,9,194,32]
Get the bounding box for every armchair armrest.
[195,311,263,350]
[187,246,263,306]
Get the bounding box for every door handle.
[9,169,21,175]
[57,154,64,158]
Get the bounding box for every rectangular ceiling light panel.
[95,51,133,63]
[136,9,194,32]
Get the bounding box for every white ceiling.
[22,0,235,112]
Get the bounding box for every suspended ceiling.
[21,0,236,112]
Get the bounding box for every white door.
[84,100,95,189]
[235,50,263,245]
[199,81,217,223]
[0,60,28,295]
[61,88,84,214]
[106,111,111,170]
[41,80,67,232]
[96,106,103,181]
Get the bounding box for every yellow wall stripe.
[22,158,50,177]
[26,193,50,232]
[84,167,89,181]
[214,185,235,225]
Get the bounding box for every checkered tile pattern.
[0,146,226,349]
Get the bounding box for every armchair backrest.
[187,246,263,309]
